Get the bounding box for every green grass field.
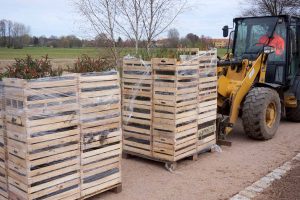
[0,47,109,59]
[0,47,228,60]
[217,48,229,57]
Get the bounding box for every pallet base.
[123,145,212,171]
[123,150,178,170]
[81,183,122,199]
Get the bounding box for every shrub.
[1,55,62,80]
[126,48,179,61]
[68,54,115,73]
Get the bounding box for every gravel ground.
[92,119,300,200]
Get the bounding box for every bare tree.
[0,20,6,47]
[142,0,186,52]
[242,0,300,16]
[167,28,180,48]
[7,20,13,48]
[76,0,120,63]
[0,19,25,48]
[94,33,109,47]
[12,22,29,49]
[117,0,145,54]
[76,0,187,59]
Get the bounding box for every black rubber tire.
[286,101,300,122]
[242,87,281,140]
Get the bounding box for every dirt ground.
[255,160,300,200]
[91,119,300,200]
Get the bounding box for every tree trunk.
[146,39,151,57]
[135,38,138,55]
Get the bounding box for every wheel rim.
[266,102,277,128]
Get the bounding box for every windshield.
[233,17,286,61]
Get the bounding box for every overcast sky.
[0,0,243,39]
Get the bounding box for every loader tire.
[286,101,300,122]
[242,87,281,140]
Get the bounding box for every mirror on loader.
[222,25,229,37]
[263,46,276,54]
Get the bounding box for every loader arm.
[218,53,268,136]
[226,54,267,134]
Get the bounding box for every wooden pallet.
[78,72,122,199]
[4,76,81,200]
[123,146,211,171]
[81,184,122,200]
[122,59,153,157]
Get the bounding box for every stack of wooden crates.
[0,71,122,200]
[0,82,8,199]
[197,50,218,151]
[4,76,81,200]
[152,58,199,162]
[122,60,153,157]
[122,49,218,165]
[78,72,122,198]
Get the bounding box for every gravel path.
[92,119,300,200]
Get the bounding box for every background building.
[211,38,229,48]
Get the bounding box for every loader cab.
[230,15,300,86]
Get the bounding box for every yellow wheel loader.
[217,15,300,142]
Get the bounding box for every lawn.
[0,47,111,60]
[0,47,228,60]
[217,48,229,57]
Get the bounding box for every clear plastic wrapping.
[2,70,122,199]
[78,71,122,198]
[122,49,218,161]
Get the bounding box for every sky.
[0,0,243,39]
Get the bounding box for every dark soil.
[255,161,300,200]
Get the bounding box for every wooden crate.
[197,50,218,151]
[0,82,8,199]
[122,59,153,156]
[4,76,81,200]
[152,58,199,162]
[78,72,122,198]
[122,53,218,167]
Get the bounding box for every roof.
[233,15,300,22]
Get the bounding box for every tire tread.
[242,87,281,140]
